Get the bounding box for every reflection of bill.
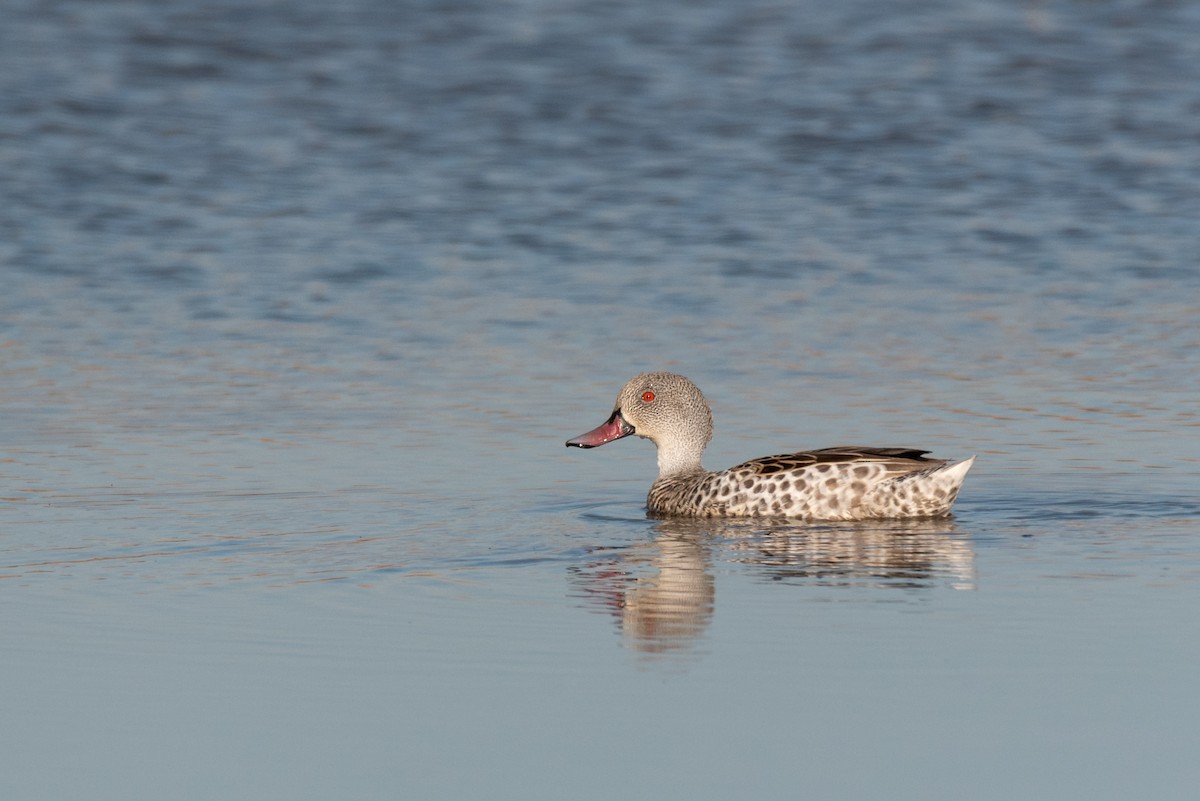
[570,517,975,658]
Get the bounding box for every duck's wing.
[732,446,946,478]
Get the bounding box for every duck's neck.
[655,440,706,478]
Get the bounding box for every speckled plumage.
[566,372,974,520]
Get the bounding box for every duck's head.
[566,372,713,477]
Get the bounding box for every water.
[3,0,1200,797]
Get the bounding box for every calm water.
[3,0,1200,798]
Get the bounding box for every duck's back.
[647,447,974,520]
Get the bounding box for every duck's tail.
[872,455,976,518]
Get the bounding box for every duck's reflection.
[571,516,975,656]
[570,526,715,657]
[720,517,976,591]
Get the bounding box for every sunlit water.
[3,0,1200,798]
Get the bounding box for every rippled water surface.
[3,0,1200,798]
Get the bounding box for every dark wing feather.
[808,446,934,461]
[733,446,943,478]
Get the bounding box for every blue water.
[3,0,1200,798]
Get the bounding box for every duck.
[566,372,974,520]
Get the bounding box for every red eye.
[642,391,655,403]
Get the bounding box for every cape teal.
[566,372,974,520]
